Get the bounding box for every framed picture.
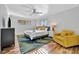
[17,20,31,25]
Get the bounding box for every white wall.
[9,5,79,35]
[10,15,49,34]
[1,4,78,35]
[48,6,79,34]
[10,15,33,33]
[0,4,8,28]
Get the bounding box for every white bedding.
[24,30,49,40]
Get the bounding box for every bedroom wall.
[0,4,8,28]
[48,6,79,34]
[7,5,79,35]
[10,15,33,34]
[10,15,49,34]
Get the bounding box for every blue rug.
[17,35,52,54]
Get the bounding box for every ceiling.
[6,4,48,18]
[6,4,79,19]
[48,4,79,16]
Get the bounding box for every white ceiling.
[6,4,48,18]
[6,4,79,18]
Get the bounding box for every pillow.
[61,30,74,36]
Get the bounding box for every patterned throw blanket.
[17,35,52,54]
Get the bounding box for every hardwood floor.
[28,41,79,54]
[51,42,79,54]
[1,40,79,54]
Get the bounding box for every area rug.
[17,35,52,54]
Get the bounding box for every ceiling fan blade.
[35,12,42,14]
[32,9,42,14]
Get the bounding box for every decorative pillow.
[61,30,74,36]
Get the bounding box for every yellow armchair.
[53,30,79,48]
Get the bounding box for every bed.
[24,30,49,40]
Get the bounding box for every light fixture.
[21,4,48,16]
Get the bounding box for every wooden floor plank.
[28,41,79,54]
[1,40,79,54]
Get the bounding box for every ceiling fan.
[32,8,43,14]
[21,5,43,15]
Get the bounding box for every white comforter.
[24,30,49,40]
